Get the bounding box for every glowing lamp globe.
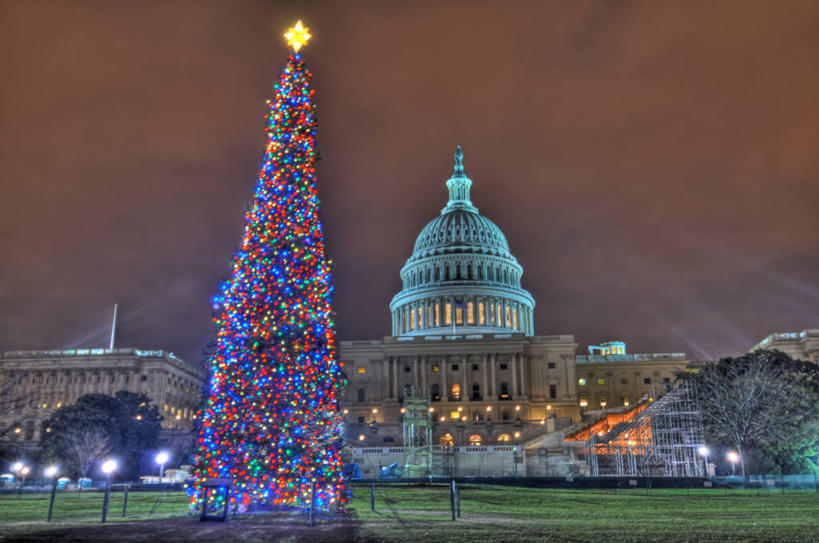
[698,446,710,457]
[726,451,740,464]
[101,459,117,474]
[12,462,23,472]
[45,466,58,478]
[155,452,169,465]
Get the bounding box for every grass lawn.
[0,484,817,542]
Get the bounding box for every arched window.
[488,266,493,280]
[440,434,454,446]
[435,267,440,281]
[469,435,482,446]
[456,263,462,279]
[497,433,512,443]
[466,301,474,324]
[444,264,450,280]
[383,436,395,443]
[500,382,510,400]
[503,268,508,284]
[466,263,472,279]
[472,383,481,401]
[477,265,483,280]
[451,383,461,401]
[430,383,441,402]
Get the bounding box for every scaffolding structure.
[402,386,433,477]
[574,383,705,477]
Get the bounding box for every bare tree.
[685,350,808,476]
[61,428,114,479]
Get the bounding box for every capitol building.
[339,147,691,448]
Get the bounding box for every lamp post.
[726,451,740,476]
[11,461,23,493]
[15,464,29,498]
[155,451,169,483]
[698,446,710,477]
[101,459,117,523]
[45,466,59,522]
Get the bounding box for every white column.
[520,353,527,397]
[490,354,496,397]
[384,358,391,399]
[392,357,398,399]
[421,356,427,392]
[512,354,518,399]
[441,356,448,399]
[482,355,488,401]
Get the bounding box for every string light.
[191,44,345,511]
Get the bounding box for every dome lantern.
[443,145,478,214]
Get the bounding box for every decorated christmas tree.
[192,21,345,511]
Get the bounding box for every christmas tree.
[192,21,345,511]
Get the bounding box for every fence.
[0,485,189,523]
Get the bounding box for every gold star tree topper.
[284,20,311,52]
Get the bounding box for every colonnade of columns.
[381,352,528,403]
[392,297,533,336]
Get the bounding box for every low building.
[0,348,206,443]
[748,329,819,363]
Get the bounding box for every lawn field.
[0,484,817,542]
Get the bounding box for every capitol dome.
[389,146,535,336]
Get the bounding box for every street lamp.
[698,446,710,476]
[101,459,117,523]
[44,466,59,522]
[155,451,169,482]
[726,451,740,476]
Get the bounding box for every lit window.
[451,383,461,401]
[450,411,460,419]
[456,306,464,324]
[497,433,511,443]
[597,378,605,385]
[578,378,587,386]
[467,302,474,324]
[417,306,423,328]
[600,399,607,407]
[469,435,482,446]
[440,434,454,446]
[479,303,485,324]
[579,399,588,407]
[431,364,439,372]
[506,306,511,327]
[445,303,452,325]
[357,367,366,374]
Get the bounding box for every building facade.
[749,329,819,363]
[0,348,206,444]
[340,147,690,449]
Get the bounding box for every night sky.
[2,0,817,365]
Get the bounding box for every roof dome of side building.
[389,146,535,336]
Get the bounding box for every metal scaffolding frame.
[402,385,433,477]
[585,382,706,477]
